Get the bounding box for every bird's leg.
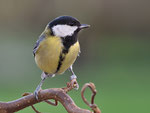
[34,72,48,100]
[34,78,45,100]
[69,66,79,90]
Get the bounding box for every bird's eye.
[69,22,74,26]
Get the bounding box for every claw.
[74,82,79,90]
[34,86,41,100]
[74,85,79,90]
[70,78,79,90]
[34,90,39,100]
[34,82,42,100]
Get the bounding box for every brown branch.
[44,99,58,106]
[81,83,101,113]
[0,81,101,113]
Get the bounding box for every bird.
[33,16,90,99]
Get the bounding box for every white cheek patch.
[52,25,78,37]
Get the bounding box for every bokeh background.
[0,0,150,113]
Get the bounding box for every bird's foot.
[70,74,79,90]
[71,79,79,90]
[34,85,42,100]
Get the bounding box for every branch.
[81,83,101,113]
[0,81,101,113]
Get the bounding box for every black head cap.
[48,16,81,28]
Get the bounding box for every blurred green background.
[0,0,150,113]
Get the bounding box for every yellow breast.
[35,36,80,75]
[35,36,62,74]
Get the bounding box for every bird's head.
[47,16,90,38]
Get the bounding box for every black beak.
[79,24,90,29]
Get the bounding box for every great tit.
[33,16,90,99]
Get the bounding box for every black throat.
[61,31,78,53]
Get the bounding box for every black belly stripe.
[55,48,69,73]
[55,35,78,73]
[55,53,65,73]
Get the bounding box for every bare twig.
[31,105,41,113]
[22,92,58,112]
[81,82,101,113]
[44,99,58,106]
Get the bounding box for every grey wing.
[78,48,81,56]
[33,34,45,57]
